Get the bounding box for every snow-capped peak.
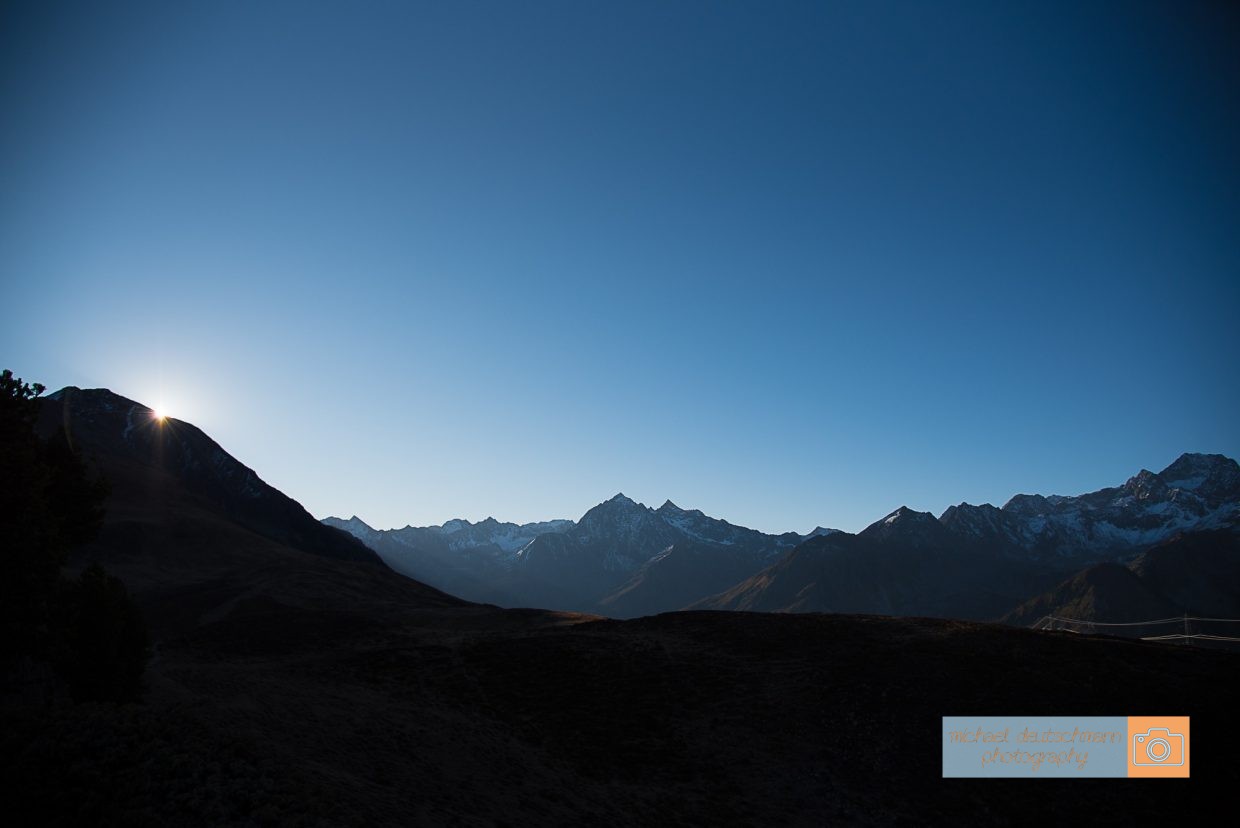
[1159,453,1239,493]
[941,452,1240,561]
[880,506,933,526]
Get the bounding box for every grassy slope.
[4,607,1234,825]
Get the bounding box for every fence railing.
[1032,614,1240,647]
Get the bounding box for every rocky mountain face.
[1003,528,1240,629]
[321,515,575,557]
[940,453,1240,562]
[512,495,804,614]
[319,514,576,607]
[696,455,1240,623]
[327,494,810,616]
[323,452,1239,624]
[694,507,1055,620]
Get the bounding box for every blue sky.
[2,1,1238,533]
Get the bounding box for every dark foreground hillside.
[4,606,1234,825]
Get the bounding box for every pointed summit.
[1159,453,1240,488]
[657,499,683,513]
[322,515,381,546]
[859,507,945,544]
[1160,452,1233,473]
[877,506,934,526]
[1122,469,1167,500]
[580,490,654,523]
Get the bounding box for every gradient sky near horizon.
[2,1,1238,533]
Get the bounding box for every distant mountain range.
[326,494,810,614]
[33,385,1237,629]
[327,453,1240,624]
[940,451,1239,560]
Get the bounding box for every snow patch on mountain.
[942,453,1240,561]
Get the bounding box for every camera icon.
[1132,727,1185,766]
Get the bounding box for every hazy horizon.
[4,1,1238,535]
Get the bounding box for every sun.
[152,407,169,422]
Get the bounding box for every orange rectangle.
[1127,716,1189,778]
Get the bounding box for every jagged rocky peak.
[856,506,948,548]
[322,514,375,530]
[947,452,1240,561]
[939,501,1002,529]
[322,514,382,546]
[521,518,575,533]
[1001,493,1050,516]
[1122,469,1167,500]
[577,493,652,528]
[879,506,936,526]
[860,506,941,539]
[657,499,706,518]
[1158,452,1240,495]
[582,493,651,521]
[941,502,992,518]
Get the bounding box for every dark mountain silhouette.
[327,453,1240,623]
[506,494,687,611]
[1002,563,1179,626]
[329,493,807,616]
[1129,528,1240,617]
[44,387,379,565]
[319,514,574,607]
[694,507,1058,619]
[597,539,781,618]
[35,387,462,636]
[694,456,1240,621]
[1004,528,1240,627]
